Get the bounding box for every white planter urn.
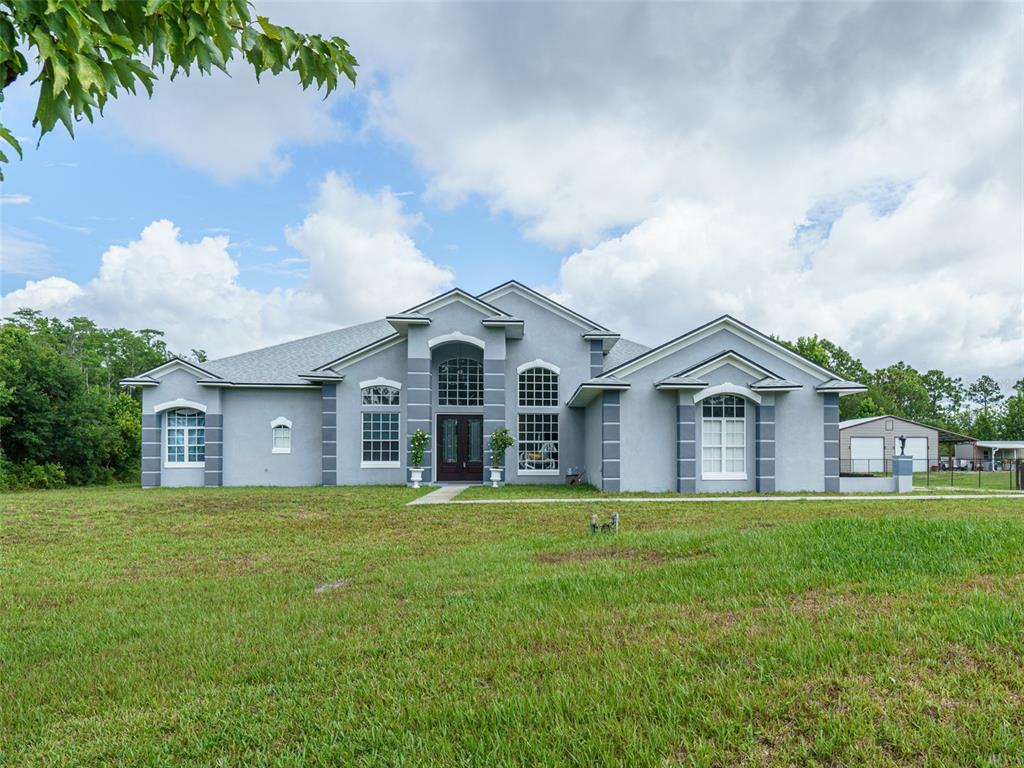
[409,467,424,489]
[489,467,503,488]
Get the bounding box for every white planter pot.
[489,467,503,488]
[409,467,424,489]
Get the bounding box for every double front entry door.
[436,414,484,482]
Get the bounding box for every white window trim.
[693,382,762,405]
[163,413,205,469]
[702,471,749,481]
[153,398,207,414]
[700,395,747,481]
[517,412,560,474]
[360,411,402,468]
[359,377,402,391]
[427,331,485,350]
[270,418,292,454]
[516,358,560,375]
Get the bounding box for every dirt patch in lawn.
[946,573,1024,597]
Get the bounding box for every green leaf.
[75,52,106,94]
[50,55,70,94]
[256,15,282,41]
[0,126,22,159]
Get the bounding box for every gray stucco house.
[122,281,866,492]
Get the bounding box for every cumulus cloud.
[557,178,1023,385]
[1,177,454,357]
[106,64,342,183]
[286,172,454,319]
[265,1,1021,383]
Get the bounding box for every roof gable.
[603,315,840,382]
[678,349,780,381]
[478,280,612,332]
[404,288,506,319]
[123,356,221,383]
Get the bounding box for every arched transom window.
[361,385,400,406]
[438,358,483,406]
[701,395,746,479]
[518,366,559,407]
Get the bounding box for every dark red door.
[436,414,484,482]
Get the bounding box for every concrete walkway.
[407,484,473,505]
[410,492,1023,506]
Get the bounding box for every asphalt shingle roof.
[182,315,648,386]
[202,319,395,384]
[602,338,651,372]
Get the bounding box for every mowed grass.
[914,471,1020,492]
[3,487,1024,766]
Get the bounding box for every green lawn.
[914,471,1020,492]
[4,487,1024,766]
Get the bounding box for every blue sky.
[1,2,1020,386]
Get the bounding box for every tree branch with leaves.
[0,0,358,179]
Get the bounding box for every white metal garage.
[850,436,884,473]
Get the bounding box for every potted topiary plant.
[488,427,515,487]
[409,429,429,488]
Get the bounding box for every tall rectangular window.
[362,412,400,465]
[518,413,559,472]
[701,395,745,479]
[166,409,205,465]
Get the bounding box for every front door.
[436,414,484,482]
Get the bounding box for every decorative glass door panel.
[436,414,484,481]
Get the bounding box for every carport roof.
[838,414,976,444]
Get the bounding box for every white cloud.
[286,172,453,319]
[1,194,31,205]
[556,178,1023,387]
[106,64,342,183]
[0,176,454,357]
[1,276,83,309]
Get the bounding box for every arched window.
[271,417,292,454]
[361,385,400,406]
[438,358,483,406]
[701,395,746,479]
[518,366,559,407]
[166,409,205,465]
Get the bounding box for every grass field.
[914,471,1020,492]
[4,486,1024,766]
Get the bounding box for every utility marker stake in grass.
[589,511,620,535]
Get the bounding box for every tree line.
[778,335,1024,443]
[1,312,1021,489]
[0,310,192,489]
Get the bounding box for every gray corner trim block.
[601,390,622,491]
[677,404,697,492]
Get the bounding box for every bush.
[0,458,67,491]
